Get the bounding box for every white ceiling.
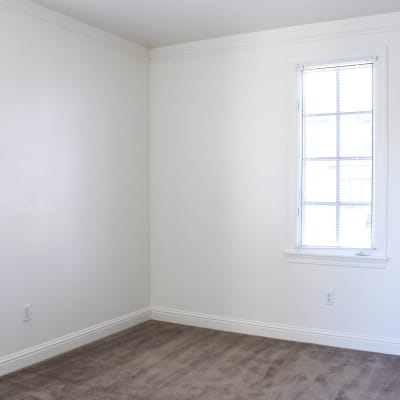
[30,0,400,48]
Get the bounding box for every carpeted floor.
[1,321,400,399]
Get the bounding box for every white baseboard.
[3,305,399,377]
[151,306,400,356]
[0,307,151,377]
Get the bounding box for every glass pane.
[302,205,336,247]
[303,161,336,202]
[304,116,336,158]
[339,206,372,248]
[340,113,372,157]
[339,65,373,112]
[303,69,336,114]
[339,160,372,203]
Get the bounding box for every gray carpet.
[1,320,400,399]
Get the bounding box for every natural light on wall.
[299,61,374,250]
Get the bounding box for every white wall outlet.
[23,304,32,322]
[325,292,335,306]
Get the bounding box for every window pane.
[340,113,372,157]
[304,116,336,158]
[339,65,373,112]
[339,160,372,203]
[300,61,376,250]
[302,205,336,247]
[303,161,336,202]
[339,206,372,248]
[303,69,336,114]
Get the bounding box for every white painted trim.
[0,307,151,377]
[150,12,400,61]
[285,250,390,268]
[151,306,400,356]
[0,0,148,57]
[3,306,400,377]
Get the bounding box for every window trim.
[285,250,389,269]
[286,47,389,268]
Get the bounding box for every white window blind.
[298,61,375,250]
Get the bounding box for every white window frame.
[286,47,389,268]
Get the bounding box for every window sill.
[285,250,389,269]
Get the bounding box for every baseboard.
[0,307,151,377]
[3,306,399,377]
[151,306,400,356]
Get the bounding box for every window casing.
[288,52,388,266]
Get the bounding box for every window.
[287,53,388,267]
[299,61,374,250]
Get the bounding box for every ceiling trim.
[150,12,400,62]
[0,0,148,57]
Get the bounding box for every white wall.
[0,0,150,362]
[150,13,400,352]
[2,1,400,371]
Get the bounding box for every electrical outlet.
[325,292,335,306]
[23,304,32,322]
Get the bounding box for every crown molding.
[0,0,149,58]
[151,12,400,62]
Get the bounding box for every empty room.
[1,0,400,399]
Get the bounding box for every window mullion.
[371,65,375,249]
[335,70,341,247]
[300,69,305,247]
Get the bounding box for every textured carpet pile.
[1,320,400,399]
